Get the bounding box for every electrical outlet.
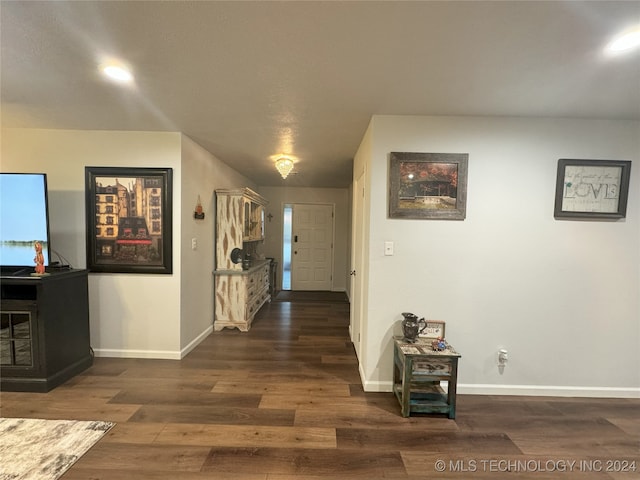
[191,238,197,250]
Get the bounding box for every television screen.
[0,173,51,270]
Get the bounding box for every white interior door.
[351,171,365,358]
[291,204,334,291]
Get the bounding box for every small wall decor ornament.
[194,195,205,220]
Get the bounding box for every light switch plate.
[384,241,394,256]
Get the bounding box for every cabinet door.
[0,301,37,368]
[243,199,251,239]
[251,203,264,240]
[260,208,265,239]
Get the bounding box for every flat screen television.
[0,173,52,274]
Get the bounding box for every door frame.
[350,170,365,360]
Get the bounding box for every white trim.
[93,325,213,361]
[362,380,391,392]
[180,325,213,359]
[458,384,640,399]
[362,380,640,398]
[93,348,181,360]
[359,363,367,389]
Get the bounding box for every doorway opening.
[282,204,293,290]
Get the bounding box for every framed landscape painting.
[389,152,468,220]
[85,166,173,274]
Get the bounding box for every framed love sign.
[554,159,631,220]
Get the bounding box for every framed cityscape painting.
[85,166,173,274]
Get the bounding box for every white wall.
[2,129,183,358]
[257,186,350,292]
[359,115,640,397]
[2,128,256,359]
[179,135,257,355]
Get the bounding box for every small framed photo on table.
[420,320,446,339]
[554,159,631,220]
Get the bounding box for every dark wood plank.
[108,390,262,408]
[153,424,336,449]
[128,405,296,426]
[338,428,522,454]
[64,470,267,480]
[72,443,211,472]
[201,447,406,477]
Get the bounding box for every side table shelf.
[392,336,461,418]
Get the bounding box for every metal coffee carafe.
[401,312,426,343]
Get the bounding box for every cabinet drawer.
[247,285,257,299]
[248,293,263,316]
[247,301,257,317]
[249,288,269,311]
[413,359,452,375]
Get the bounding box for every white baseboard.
[458,383,640,398]
[93,348,181,360]
[362,380,640,398]
[362,379,391,392]
[359,363,367,389]
[93,325,213,361]
[180,325,213,359]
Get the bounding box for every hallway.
[0,296,637,479]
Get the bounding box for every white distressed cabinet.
[214,188,269,331]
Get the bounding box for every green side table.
[392,336,461,418]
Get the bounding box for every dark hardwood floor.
[1,292,638,479]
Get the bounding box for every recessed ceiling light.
[100,63,134,83]
[605,26,640,55]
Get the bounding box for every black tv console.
[0,269,92,392]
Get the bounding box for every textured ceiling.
[2,1,639,187]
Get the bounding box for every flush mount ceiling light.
[100,62,134,83]
[275,157,294,179]
[605,26,640,55]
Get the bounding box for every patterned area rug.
[0,417,114,480]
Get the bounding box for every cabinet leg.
[401,358,412,417]
[448,362,459,419]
